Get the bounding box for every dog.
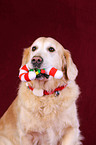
[0,37,82,145]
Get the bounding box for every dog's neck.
[28,77,67,91]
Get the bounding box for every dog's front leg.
[20,131,42,145]
[20,133,33,145]
[61,127,81,145]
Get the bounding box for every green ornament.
[29,69,34,72]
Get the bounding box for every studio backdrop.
[0,0,96,145]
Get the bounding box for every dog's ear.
[64,49,78,81]
[21,47,30,66]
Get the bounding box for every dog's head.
[21,37,78,81]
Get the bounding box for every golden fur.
[0,37,82,145]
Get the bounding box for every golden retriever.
[0,37,82,145]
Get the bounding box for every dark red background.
[0,0,96,144]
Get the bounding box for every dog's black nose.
[31,56,43,68]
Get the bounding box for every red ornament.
[41,69,45,74]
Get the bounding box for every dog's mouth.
[34,68,49,80]
[36,73,49,79]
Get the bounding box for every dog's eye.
[48,47,55,52]
[32,46,37,51]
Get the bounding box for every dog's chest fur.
[17,82,79,144]
[19,103,74,144]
